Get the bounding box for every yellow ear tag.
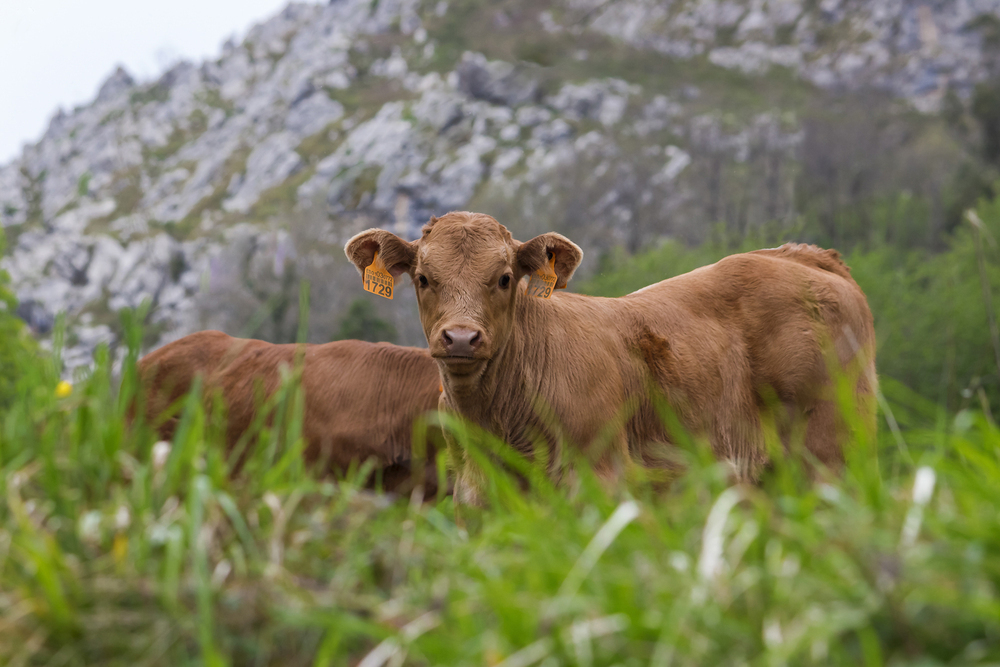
[526,255,557,299]
[363,251,394,299]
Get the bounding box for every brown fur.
[345,212,878,505]
[136,331,445,494]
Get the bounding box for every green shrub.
[335,297,398,343]
[846,195,1000,410]
[0,227,42,413]
[577,240,730,298]
[973,77,1000,166]
[848,215,1000,412]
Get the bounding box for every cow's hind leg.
[713,345,768,482]
[713,407,767,482]
[590,432,633,495]
[801,355,877,475]
[802,399,844,473]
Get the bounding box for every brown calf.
[136,331,444,494]
[345,212,877,504]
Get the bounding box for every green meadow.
[1,195,1000,665]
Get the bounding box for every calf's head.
[345,212,582,378]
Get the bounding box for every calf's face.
[345,212,582,381]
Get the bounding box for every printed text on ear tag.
[363,251,394,299]
[526,255,557,299]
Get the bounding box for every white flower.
[115,505,131,530]
[152,441,171,471]
[901,466,936,549]
[79,510,102,543]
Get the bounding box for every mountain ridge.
[2,0,998,370]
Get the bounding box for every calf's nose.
[442,327,482,357]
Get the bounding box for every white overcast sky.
[0,0,320,163]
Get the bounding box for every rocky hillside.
[2,0,999,370]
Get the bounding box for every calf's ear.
[344,229,417,278]
[515,232,583,289]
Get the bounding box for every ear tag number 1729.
[363,251,394,300]
[527,255,557,299]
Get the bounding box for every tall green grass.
[1,303,1000,665]
[4,198,1000,664]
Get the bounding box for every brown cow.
[345,211,877,505]
[136,331,444,494]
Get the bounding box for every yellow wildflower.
[55,381,73,398]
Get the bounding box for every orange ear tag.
[526,255,557,299]
[363,251,394,300]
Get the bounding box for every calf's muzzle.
[441,327,482,358]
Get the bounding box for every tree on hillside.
[972,78,1000,167]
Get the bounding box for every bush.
[973,77,1000,166]
[847,212,1000,412]
[0,227,42,413]
[335,297,398,343]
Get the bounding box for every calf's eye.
[499,274,511,289]
[418,275,429,288]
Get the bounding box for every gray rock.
[531,119,574,146]
[456,52,540,107]
[96,66,135,103]
[584,0,1000,107]
[224,132,304,214]
[16,300,54,334]
[286,92,345,137]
